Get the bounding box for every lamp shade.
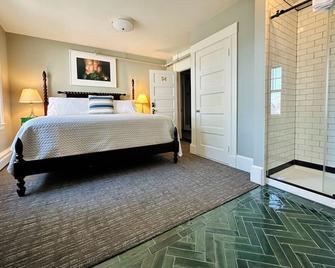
[19,88,43,104]
[136,94,148,104]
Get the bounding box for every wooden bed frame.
[13,71,179,197]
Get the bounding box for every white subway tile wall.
[295,6,328,166]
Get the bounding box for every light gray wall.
[0,25,13,152]
[190,0,256,161]
[7,33,165,133]
[253,0,266,167]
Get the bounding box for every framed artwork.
[69,50,117,88]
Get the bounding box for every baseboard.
[190,147,265,185]
[190,143,197,154]
[236,155,253,172]
[267,178,335,208]
[0,147,11,171]
[229,155,237,169]
[236,156,264,187]
[251,165,265,185]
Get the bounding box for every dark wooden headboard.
[57,91,126,100]
[42,71,134,116]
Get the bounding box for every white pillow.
[47,97,89,116]
[114,100,137,113]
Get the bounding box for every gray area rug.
[0,144,257,268]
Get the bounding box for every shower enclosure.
[266,0,335,198]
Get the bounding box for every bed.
[9,71,180,197]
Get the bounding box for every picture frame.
[69,50,117,88]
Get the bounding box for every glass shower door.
[267,2,334,197]
[324,9,335,197]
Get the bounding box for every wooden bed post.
[131,79,135,100]
[173,127,179,163]
[14,138,26,197]
[42,71,48,116]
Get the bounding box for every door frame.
[190,22,238,167]
[172,50,192,140]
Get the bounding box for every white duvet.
[7,113,182,175]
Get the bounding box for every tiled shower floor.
[272,165,335,197]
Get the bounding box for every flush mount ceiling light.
[112,18,134,32]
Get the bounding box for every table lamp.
[19,88,43,117]
[136,94,148,113]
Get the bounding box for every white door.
[194,36,234,165]
[149,70,177,124]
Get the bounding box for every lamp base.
[28,113,37,118]
[28,104,37,118]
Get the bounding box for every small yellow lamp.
[136,94,148,113]
[19,88,43,117]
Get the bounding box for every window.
[270,66,282,115]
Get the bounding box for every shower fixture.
[271,0,312,19]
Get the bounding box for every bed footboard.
[12,127,180,197]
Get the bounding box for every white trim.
[166,49,191,69]
[190,144,197,154]
[0,147,11,171]
[229,155,237,169]
[236,155,253,173]
[267,178,335,208]
[189,22,238,169]
[172,48,192,137]
[172,49,191,61]
[165,54,190,68]
[172,57,191,72]
[176,73,182,138]
[251,165,265,185]
[190,52,197,153]
[230,28,238,158]
[192,153,237,168]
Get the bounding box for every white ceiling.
[0,0,238,60]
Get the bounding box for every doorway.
[180,69,191,142]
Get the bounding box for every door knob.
[196,110,200,113]
[152,102,156,114]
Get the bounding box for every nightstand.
[21,117,34,125]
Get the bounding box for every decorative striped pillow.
[88,95,114,114]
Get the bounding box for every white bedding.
[7,113,182,175]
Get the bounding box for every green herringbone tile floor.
[95,186,335,268]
